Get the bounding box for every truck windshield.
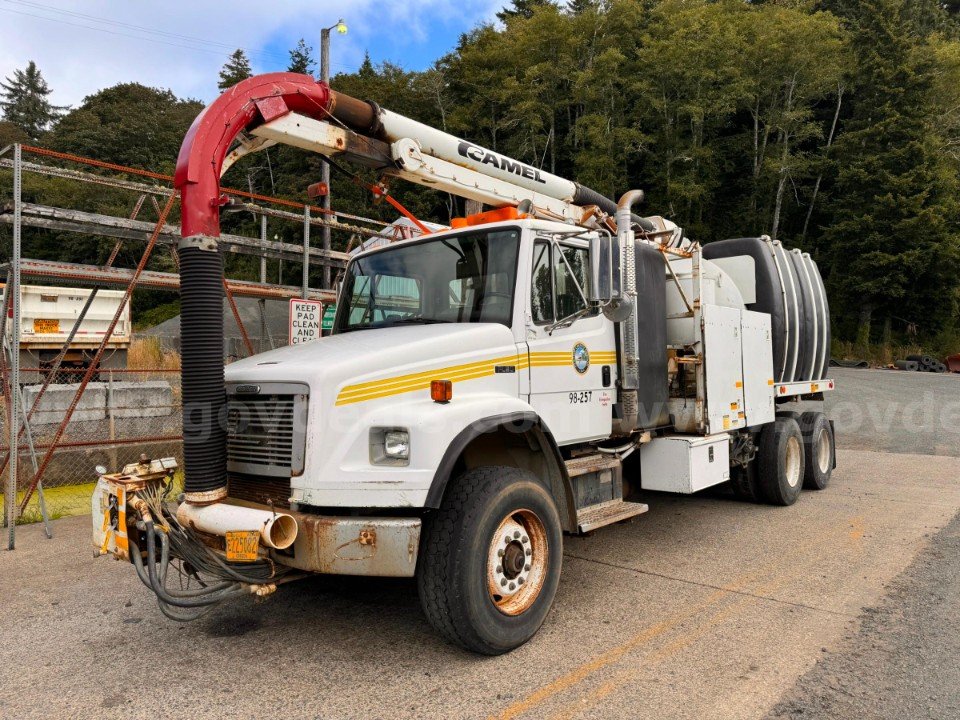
[335,228,521,333]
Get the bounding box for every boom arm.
[249,112,580,221]
[179,73,640,227]
[171,72,645,505]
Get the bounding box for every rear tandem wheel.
[756,416,805,506]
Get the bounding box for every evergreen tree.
[218,49,253,90]
[0,120,29,146]
[357,52,376,80]
[0,61,65,139]
[566,0,600,14]
[287,38,316,75]
[497,0,555,22]
[47,83,203,172]
[822,0,960,343]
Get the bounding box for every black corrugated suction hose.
[179,245,228,496]
[573,183,656,231]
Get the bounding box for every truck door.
[525,238,616,445]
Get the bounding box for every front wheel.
[417,466,562,655]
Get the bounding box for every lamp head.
[335,19,348,35]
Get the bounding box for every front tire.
[417,465,562,655]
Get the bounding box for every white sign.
[289,299,322,345]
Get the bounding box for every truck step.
[575,499,648,533]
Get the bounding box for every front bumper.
[267,504,421,577]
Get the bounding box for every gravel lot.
[1,368,958,719]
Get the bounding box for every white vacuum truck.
[92,74,835,654]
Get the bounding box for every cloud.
[0,0,503,108]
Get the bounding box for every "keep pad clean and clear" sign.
[289,299,322,345]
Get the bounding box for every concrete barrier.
[22,382,106,424]
[108,380,174,418]
[22,380,174,425]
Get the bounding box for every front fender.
[296,392,546,509]
[420,401,576,532]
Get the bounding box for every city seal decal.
[572,342,590,374]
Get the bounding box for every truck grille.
[227,474,292,509]
[226,383,308,478]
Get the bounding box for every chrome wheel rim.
[486,509,548,616]
[817,428,831,474]
[785,436,802,488]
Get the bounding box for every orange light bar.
[450,206,526,229]
[307,181,329,198]
[430,379,453,403]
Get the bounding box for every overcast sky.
[0,0,505,108]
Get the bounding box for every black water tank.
[703,237,830,382]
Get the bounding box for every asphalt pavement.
[769,511,960,719]
[0,368,958,719]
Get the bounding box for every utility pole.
[320,18,347,289]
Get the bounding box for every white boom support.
[250,113,585,222]
[373,106,580,202]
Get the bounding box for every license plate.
[225,530,260,562]
[33,318,59,334]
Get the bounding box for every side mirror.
[588,233,615,303]
[589,231,625,304]
[589,232,633,322]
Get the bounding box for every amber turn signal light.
[430,379,453,403]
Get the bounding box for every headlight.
[370,427,410,466]
[384,431,410,459]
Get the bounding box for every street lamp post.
[319,18,347,289]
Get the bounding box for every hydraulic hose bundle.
[128,490,289,621]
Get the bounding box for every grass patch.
[3,471,184,525]
[831,339,925,367]
[128,336,181,371]
[2,481,97,524]
[832,327,960,367]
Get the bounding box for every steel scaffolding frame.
[0,143,403,548]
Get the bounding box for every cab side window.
[555,245,590,319]
[531,241,553,324]
[531,241,593,324]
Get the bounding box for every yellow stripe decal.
[336,349,616,406]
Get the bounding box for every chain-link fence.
[0,142,376,548]
[1,357,184,525]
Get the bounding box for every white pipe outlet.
[177,502,298,550]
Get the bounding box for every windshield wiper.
[546,307,591,335]
[345,317,449,331]
[383,316,449,326]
